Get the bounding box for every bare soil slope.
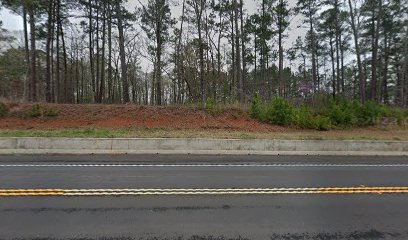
[0,103,285,132]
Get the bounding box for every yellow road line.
[1,187,408,197]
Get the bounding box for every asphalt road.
[1,154,408,240]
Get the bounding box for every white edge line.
[1,164,408,167]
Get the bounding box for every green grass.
[0,126,407,141]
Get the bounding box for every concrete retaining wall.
[1,137,408,155]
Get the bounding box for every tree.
[360,0,383,101]
[141,0,174,105]
[0,20,14,43]
[318,8,337,99]
[274,0,290,97]
[296,0,320,91]
[116,0,130,103]
[187,0,207,108]
[249,0,274,101]
[1,0,43,101]
[233,0,243,103]
[347,0,365,102]
[0,48,25,99]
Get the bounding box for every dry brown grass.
[1,125,406,141]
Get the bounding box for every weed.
[249,93,262,120]
[206,98,219,116]
[28,104,42,118]
[312,116,331,131]
[43,107,59,117]
[0,102,6,117]
[25,104,59,118]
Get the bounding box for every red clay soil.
[0,103,285,132]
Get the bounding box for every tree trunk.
[156,17,162,105]
[330,34,336,99]
[99,2,107,103]
[22,6,30,102]
[370,1,381,102]
[234,0,242,103]
[348,0,365,102]
[176,0,186,104]
[333,0,341,95]
[230,7,235,102]
[88,0,95,103]
[195,1,205,108]
[116,0,130,103]
[340,34,345,93]
[382,30,390,103]
[399,28,408,107]
[56,1,61,103]
[45,0,54,102]
[59,17,68,103]
[278,0,284,97]
[240,0,246,100]
[28,7,37,102]
[95,1,100,103]
[309,9,317,92]
[108,3,113,103]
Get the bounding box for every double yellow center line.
[1,187,408,196]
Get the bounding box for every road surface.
[1,154,408,239]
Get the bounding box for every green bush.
[356,101,383,126]
[312,116,331,131]
[0,102,7,117]
[248,95,404,130]
[265,97,293,126]
[293,106,332,130]
[205,98,218,116]
[383,107,405,126]
[26,104,59,118]
[249,94,262,120]
[323,98,353,126]
[28,104,42,118]
[292,106,314,129]
[321,99,384,127]
[44,107,59,117]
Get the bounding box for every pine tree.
[141,0,174,105]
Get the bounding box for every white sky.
[1,0,305,69]
[1,0,303,38]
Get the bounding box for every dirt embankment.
[0,103,285,132]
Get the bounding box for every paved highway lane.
[1,155,408,239]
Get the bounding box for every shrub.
[292,106,314,129]
[312,116,331,131]
[27,104,59,118]
[293,106,332,130]
[44,107,59,117]
[383,107,405,126]
[323,98,354,126]
[205,98,218,116]
[248,95,403,130]
[249,94,263,120]
[356,101,383,126]
[265,97,293,126]
[0,102,7,117]
[28,104,42,118]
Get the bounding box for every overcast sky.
[1,0,305,69]
[1,0,303,37]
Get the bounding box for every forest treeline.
[0,0,407,107]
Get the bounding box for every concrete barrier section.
[0,137,408,155]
